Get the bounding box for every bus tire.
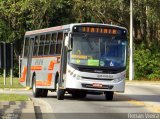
[57,88,65,100]
[56,77,65,100]
[32,76,41,97]
[41,89,48,97]
[105,91,114,101]
[31,73,36,89]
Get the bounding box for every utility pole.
[10,43,13,86]
[129,0,134,81]
[3,43,6,85]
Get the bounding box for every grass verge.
[0,94,28,101]
[0,77,23,89]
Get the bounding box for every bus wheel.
[56,83,65,100]
[32,76,41,97]
[105,91,114,101]
[57,89,65,100]
[41,89,48,97]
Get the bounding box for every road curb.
[31,98,53,113]
[31,97,56,119]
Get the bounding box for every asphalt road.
[1,82,159,119]
[31,82,160,119]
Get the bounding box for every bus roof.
[25,23,127,36]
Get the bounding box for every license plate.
[92,83,103,88]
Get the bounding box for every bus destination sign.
[73,26,126,35]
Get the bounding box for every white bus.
[20,23,128,100]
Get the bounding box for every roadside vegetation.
[0,94,28,101]
[0,77,23,89]
[0,77,28,101]
[0,0,160,80]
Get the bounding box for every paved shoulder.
[126,81,160,86]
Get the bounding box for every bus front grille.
[81,76,114,81]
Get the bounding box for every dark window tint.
[56,32,63,54]
[33,36,40,56]
[44,34,51,55]
[50,33,57,54]
[38,35,45,55]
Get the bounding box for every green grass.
[0,77,23,89]
[0,94,28,101]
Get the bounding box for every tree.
[0,0,159,79]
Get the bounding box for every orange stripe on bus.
[32,55,61,58]
[20,66,27,82]
[31,66,42,70]
[36,81,51,86]
[36,60,55,86]
[48,60,57,70]
[36,73,53,86]
[20,60,57,86]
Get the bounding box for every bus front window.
[69,35,127,68]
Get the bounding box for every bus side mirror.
[65,36,72,51]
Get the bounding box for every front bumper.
[65,76,125,92]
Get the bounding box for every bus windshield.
[69,34,127,68]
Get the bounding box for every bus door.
[26,37,34,87]
[20,36,34,87]
[59,33,68,88]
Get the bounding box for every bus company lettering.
[97,74,113,79]
[35,59,43,65]
[81,27,117,35]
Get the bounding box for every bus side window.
[56,32,63,54]
[44,34,51,55]
[38,35,45,56]
[33,36,40,56]
[23,37,30,57]
[50,33,57,55]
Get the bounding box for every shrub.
[133,43,160,80]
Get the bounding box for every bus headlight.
[121,73,126,80]
[114,78,122,83]
[71,72,82,80]
[76,75,82,80]
[114,73,126,83]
